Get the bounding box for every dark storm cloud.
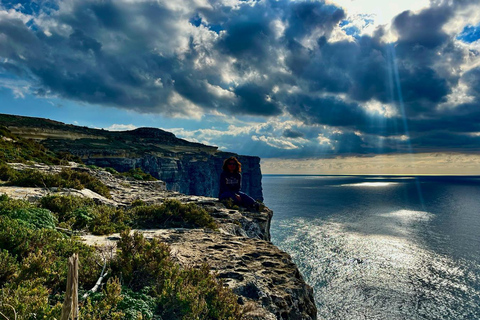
[283,129,304,139]
[1,0,480,156]
[284,94,375,127]
[284,1,345,41]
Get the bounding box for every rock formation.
[0,113,263,201]
[1,163,318,319]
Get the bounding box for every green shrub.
[130,198,146,207]
[81,277,126,320]
[69,207,96,230]
[157,263,242,319]
[113,230,175,291]
[0,279,62,319]
[112,231,242,319]
[0,216,98,291]
[40,194,94,216]
[89,205,132,235]
[0,195,33,213]
[132,199,217,229]
[58,168,111,198]
[6,207,57,229]
[117,286,157,320]
[105,167,119,174]
[0,163,18,181]
[0,249,19,286]
[122,167,157,181]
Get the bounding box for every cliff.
[0,113,263,201]
[0,162,317,319]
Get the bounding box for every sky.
[1,0,480,174]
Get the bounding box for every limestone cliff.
[1,163,317,319]
[0,114,263,201]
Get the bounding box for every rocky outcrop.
[83,151,263,201]
[0,113,263,201]
[84,229,317,320]
[1,163,317,319]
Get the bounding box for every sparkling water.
[263,175,480,320]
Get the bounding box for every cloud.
[105,123,137,131]
[283,129,304,139]
[1,0,480,157]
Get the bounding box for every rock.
[0,160,317,318]
[81,229,317,320]
[0,113,263,201]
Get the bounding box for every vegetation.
[0,194,241,319]
[0,123,241,319]
[0,165,111,198]
[0,126,81,165]
[38,195,217,235]
[121,167,157,181]
[132,199,217,229]
[104,166,157,181]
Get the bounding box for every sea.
[262,175,480,320]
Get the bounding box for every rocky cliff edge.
[1,163,317,320]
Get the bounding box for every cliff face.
[83,152,263,201]
[0,113,263,201]
[1,163,317,319]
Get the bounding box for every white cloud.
[252,135,299,149]
[329,0,430,26]
[105,124,137,131]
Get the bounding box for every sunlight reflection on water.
[340,182,400,187]
[265,175,480,319]
[275,217,480,320]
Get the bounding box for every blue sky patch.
[457,24,480,43]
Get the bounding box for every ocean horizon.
[263,175,480,319]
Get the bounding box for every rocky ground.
[1,163,317,320]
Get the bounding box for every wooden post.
[61,253,79,320]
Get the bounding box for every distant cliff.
[0,114,263,201]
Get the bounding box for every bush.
[130,198,146,207]
[0,163,18,181]
[0,279,62,319]
[0,216,99,291]
[0,195,33,213]
[157,263,242,319]
[81,277,125,320]
[113,230,175,291]
[89,205,132,235]
[132,199,217,229]
[6,207,57,229]
[105,167,119,174]
[58,168,111,198]
[122,167,157,181]
[116,286,157,320]
[40,194,94,216]
[112,231,242,319]
[40,195,130,233]
[0,249,19,286]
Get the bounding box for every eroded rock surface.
[1,163,317,319]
